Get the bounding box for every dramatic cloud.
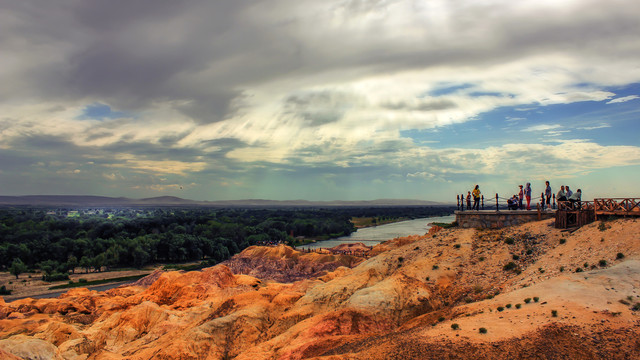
[0,0,639,201]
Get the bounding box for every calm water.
[299,214,455,250]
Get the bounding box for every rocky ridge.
[0,218,639,359]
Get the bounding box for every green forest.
[0,206,454,280]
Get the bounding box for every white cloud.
[606,95,639,104]
[522,124,563,132]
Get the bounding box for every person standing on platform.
[518,185,524,209]
[544,181,552,210]
[472,185,481,210]
[466,191,471,209]
[525,182,532,210]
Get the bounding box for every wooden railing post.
[553,194,556,209]
[481,195,484,210]
[457,194,460,211]
[495,193,499,212]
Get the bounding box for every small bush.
[398,257,404,262]
[503,262,517,271]
[599,260,607,267]
[551,310,558,317]
[505,304,512,309]
[539,268,545,274]
[453,244,461,249]
[524,298,531,304]
[559,266,565,272]
[486,294,494,299]
[559,238,566,244]
[78,278,88,283]
[515,303,521,309]
[479,256,485,261]
[497,306,504,312]
[598,222,607,231]
[533,297,539,302]
[616,253,625,260]
[526,249,533,255]
[451,323,459,330]
[432,265,439,270]
[479,327,487,334]
[504,238,515,245]
[438,316,445,322]
[583,262,589,268]
[512,254,520,260]
[632,303,640,311]
[576,267,583,273]
[0,285,11,295]
[465,297,472,303]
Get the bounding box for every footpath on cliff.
[0,218,639,359]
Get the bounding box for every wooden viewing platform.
[555,198,640,229]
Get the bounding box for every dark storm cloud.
[284,91,359,126]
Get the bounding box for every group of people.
[506,181,582,210]
[464,185,482,210]
[464,182,583,211]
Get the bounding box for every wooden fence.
[556,198,640,228]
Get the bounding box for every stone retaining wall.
[455,210,555,229]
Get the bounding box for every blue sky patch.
[79,103,128,120]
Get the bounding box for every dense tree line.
[0,206,454,277]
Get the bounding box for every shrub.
[583,262,589,268]
[559,266,565,272]
[616,253,625,260]
[44,272,70,282]
[504,238,515,245]
[486,294,494,299]
[524,298,531,304]
[479,327,487,334]
[539,268,545,274]
[632,303,640,311]
[576,267,583,273]
[479,256,485,261]
[497,306,504,312]
[598,222,607,231]
[465,297,473,303]
[533,297,539,302]
[505,304,512,308]
[0,285,11,295]
[559,238,566,244]
[398,257,404,262]
[503,262,517,271]
[451,323,459,330]
[454,244,461,249]
[512,254,520,260]
[526,249,533,255]
[78,278,88,283]
[599,260,607,267]
[438,316,445,322]
[432,265,439,270]
[515,303,521,309]
[551,310,558,317]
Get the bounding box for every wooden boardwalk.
[555,198,640,228]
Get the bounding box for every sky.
[1,0,640,202]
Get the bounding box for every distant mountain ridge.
[0,195,446,207]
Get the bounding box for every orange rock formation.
[1,219,639,359]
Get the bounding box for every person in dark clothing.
[544,181,552,210]
[466,191,471,209]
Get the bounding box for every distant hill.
[0,195,447,207]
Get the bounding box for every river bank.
[299,214,455,250]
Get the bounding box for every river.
[298,214,456,250]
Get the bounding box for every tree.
[79,256,91,273]
[9,258,28,279]
[67,255,78,274]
